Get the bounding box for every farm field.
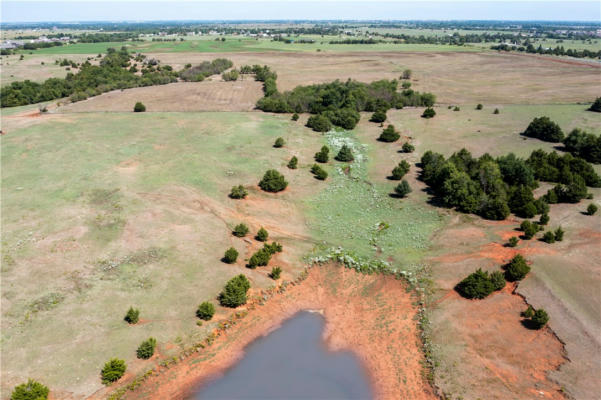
[1,30,601,400]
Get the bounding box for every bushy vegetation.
[390,160,410,180]
[523,116,564,142]
[179,58,233,81]
[219,274,250,307]
[248,248,271,268]
[402,142,415,153]
[589,97,601,112]
[530,308,550,329]
[370,109,387,123]
[258,169,288,192]
[233,223,249,237]
[520,220,539,240]
[101,358,127,384]
[306,114,332,132]
[133,102,146,112]
[311,164,328,180]
[587,203,598,215]
[229,185,248,199]
[124,307,139,324]
[508,236,519,247]
[287,156,298,169]
[335,144,354,162]
[378,124,400,142]
[136,337,156,359]
[2,47,178,107]
[273,137,285,148]
[542,231,556,243]
[315,146,330,163]
[263,241,283,255]
[291,113,299,121]
[256,227,269,242]
[476,103,483,110]
[421,107,436,118]
[196,301,215,321]
[504,254,531,281]
[223,247,239,263]
[10,379,49,400]
[222,69,239,81]
[562,128,601,164]
[269,266,282,280]
[554,226,564,241]
[394,180,412,198]
[456,268,504,299]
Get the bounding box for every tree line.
[491,43,601,59]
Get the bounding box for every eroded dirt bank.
[116,264,436,400]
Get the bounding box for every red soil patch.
[102,265,435,400]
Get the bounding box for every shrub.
[542,231,556,243]
[335,144,354,162]
[539,213,549,225]
[504,254,531,281]
[520,220,537,240]
[136,337,157,359]
[554,226,564,241]
[370,109,387,123]
[394,180,412,198]
[124,307,139,324]
[10,379,49,400]
[311,164,328,180]
[391,160,410,180]
[133,102,146,112]
[523,116,564,143]
[256,227,269,242]
[306,114,332,132]
[490,271,506,291]
[270,266,282,280]
[587,203,598,215]
[588,97,601,112]
[101,359,126,384]
[263,241,283,254]
[401,69,412,79]
[453,106,460,111]
[522,305,535,318]
[274,137,285,148]
[233,223,249,237]
[402,142,415,153]
[456,268,495,299]
[291,113,299,121]
[494,108,500,114]
[248,248,271,268]
[401,81,411,89]
[378,125,400,142]
[219,274,250,307]
[530,308,549,329]
[221,69,239,81]
[229,185,248,199]
[223,247,239,263]
[258,170,288,192]
[508,236,519,247]
[196,301,215,320]
[315,146,329,163]
[421,107,436,118]
[476,103,483,110]
[287,156,298,169]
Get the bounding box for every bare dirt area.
[152,51,601,104]
[57,80,263,113]
[105,264,434,400]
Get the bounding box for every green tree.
[315,146,329,163]
[508,236,519,247]
[335,145,354,162]
[476,103,483,110]
[223,247,238,263]
[394,180,412,198]
[587,203,598,215]
[269,266,282,280]
[311,164,328,180]
[256,227,269,242]
[588,97,601,112]
[539,213,550,225]
[453,106,460,111]
[274,137,285,148]
[522,305,535,318]
[520,220,538,240]
[229,185,248,199]
[390,160,410,180]
[401,69,412,79]
[530,309,550,329]
[259,170,288,192]
[523,116,564,142]
[263,241,283,254]
[554,226,564,241]
[248,248,271,268]
[124,307,139,324]
[101,359,127,384]
[421,107,436,118]
[402,142,415,153]
[233,223,249,237]
[456,268,495,299]
[196,301,215,320]
[10,379,49,400]
[542,231,556,243]
[291,113,299,121]
[136,337,157,359]
[306,114,332,132]
[490,271,506,291]
[219,274,250,307]
[378,125,400,142]
[504,254,531,281]
[494,108,500,114]
[133,102,146,112]
[287,156,298,169]
[370,109,387,123]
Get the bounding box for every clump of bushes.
[258,170,288,192]
[287,156,298,169]
[232,223,249,237]
[311,164,328,180]
[248,248,271,268]
[542,231,555,244]
[101,358,127,384]
[370,109,387,123]
[256,227,269,242]
[378,124,400,142]
[476,103,483,110]
[124,307,139,324]
[222,69,239,81]
[335,144,354,162]
[494,108,500,114]
[523,116,564,143]
[223,247,238,263]
[180,58,233,81]
[520,220,539,240]
[263,241,283,255]
[421,107,436,118]
[133,102,146,112]
[587,203,598,215]
[229,185,248,199]
[589,97,601,112]
[196,301,215,320]
[456,268,505,299]
[504,254,531,281]
[562,128,601,164]
[306,114,332,132]
[529,308,550,329]
[10,379,49,400]
[453,106,460,111]
[269,266,282,280]
[402,142,415,153]
[291,113,299,121]
[273,137,285,148]
[219,274,250,308]
[314,146,329,163]
[554,226,564,241]
[136,337,157,359]
[394,180,412,198]
[390,160,410,180]
[507,236,519,247]
[539,213,549,225]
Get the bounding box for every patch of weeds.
[88,213,126,243]
[97,247,166,276]
[2,252,16,272]
[28,292,66,314]
[89,188,122,210]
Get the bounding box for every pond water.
[189,311,373,399]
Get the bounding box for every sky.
[2,1,600,23]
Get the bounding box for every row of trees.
[179,58,233,81]
[491,43,601,59]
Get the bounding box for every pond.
[188,311,373,399]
